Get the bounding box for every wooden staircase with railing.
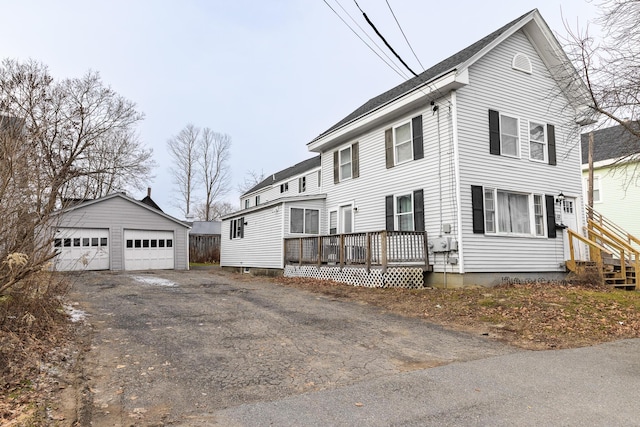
[565,206,640,290]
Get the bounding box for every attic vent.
[512,53,532,74]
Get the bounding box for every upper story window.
[333,142,359,183]
[529,121,547,162]
[255,194,261,205]
[489,109,556,165]
[280,182,289,193]
[299,176,306,193]
[394,122,413,164]
[317,170,321,187]
[244,199,249,209]
[385,115,424,168]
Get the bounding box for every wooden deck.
[284,230,430,272]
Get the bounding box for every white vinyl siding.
[240,167,322,208]
[456,29,582,273]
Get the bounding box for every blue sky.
[0,1,600,219]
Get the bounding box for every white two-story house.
[222,9,591,287]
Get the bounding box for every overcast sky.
[0,0,600,219]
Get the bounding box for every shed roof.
[189,221,221,235]
[581,122,640,164]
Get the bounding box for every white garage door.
[53,228,110,271]
[124,230,174,270]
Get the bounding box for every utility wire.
[353,0,419,77]
[384,0,425,71]
[333,0,410,79]
[322,0,409,80]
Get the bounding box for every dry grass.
[0,272,72,425]
[275,276,640,350]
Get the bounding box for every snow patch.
[131,275,177,287]
[65,305,88,323]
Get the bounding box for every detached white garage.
[52,193,190,271]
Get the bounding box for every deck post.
[366,232,371,273]
[381,231,388,274]
[298,238,302,267]
[317,236,322,268]
[339,234,345,270]
[422,231,429,270]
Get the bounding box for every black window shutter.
[471,185,485,234]
[412,115,424,160]
[385,195,394,231]
[333,150,339,183]
[489,109,500,155]
[413,189,425,231]
[352,142,360,178]
[230,220,234,239]
[547,124,556,166]
[545,195,557,238]
[385,128,394,168]
[239,217,245,238]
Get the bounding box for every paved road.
[68,269,640,426]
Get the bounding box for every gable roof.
[309,9,588,147]
[242,155,321,196]
[57,193,190,228]
[140,195,163,212]
[581,122,640,164]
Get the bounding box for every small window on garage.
[126,240,133,248]
[158,239,165,248]
[143,239,149,248]
[91,238,99,247]
[82,238,90,246]
[64,238,72,247]
[167,239,173,248]
[73,238,80,247]
[135,239,141,248]
[54,238,62,248]
[100,237,108,247]
[151,239,157,248]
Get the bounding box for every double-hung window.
[244,199,249,209]
[529,121,547,162]
[394,122,413,164]
[299,176,306,193]
[395,194,414,231]
[333,143,359,183]
[290,208,319,234]
[339,146,352,180]
[280,182,289,193]
[500,115,520,157]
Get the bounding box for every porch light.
[556,192,565,203]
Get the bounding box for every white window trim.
[299,176,306,193]
[329,202,355,234]
[289,207,320,235]
[393,120,413,165]
[328,209,338,235]
[528,120,548,163]
[339,146,352,181]
[584,175,602,204]
[483,188,546,238]
[394,192,414,231]
[255,195,260,205]
[499,113,521,159]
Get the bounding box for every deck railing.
[284,230,429,272]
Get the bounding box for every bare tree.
[199,129,231,221]
[194,200,235,221]
[0,59,151,295]
[237,169,266,194]
[167,124,200,217]
[564,0,640,137]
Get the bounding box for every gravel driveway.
[67,268,514,426]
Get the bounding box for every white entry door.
[124,230,175,270]
[557,197,581,261]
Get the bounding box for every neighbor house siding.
[241,167,322,209]
[583,163,640,239]
[55,196,190,270]
[455,29,582,273]
[221,206,284,269]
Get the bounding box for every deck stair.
[566,207,640,290]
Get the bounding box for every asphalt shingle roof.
[243,155,321,196]
[581,122,640,164]
[310,9,535,144]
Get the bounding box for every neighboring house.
[52,193,190,271]
[189,221,221,263]
[222,9,591,287]
[581,123,640,238]
[222,155,324,274]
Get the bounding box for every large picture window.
[290,208,319,234]
[483,188,546,236]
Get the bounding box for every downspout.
[451,90,465,275]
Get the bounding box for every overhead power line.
[384,0,425,71]
[353,0,419,77]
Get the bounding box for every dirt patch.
[274,276,640,350]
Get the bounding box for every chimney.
[147,187,151,198]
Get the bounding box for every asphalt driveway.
[68,268,515,426]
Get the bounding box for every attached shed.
[52,193,190,271]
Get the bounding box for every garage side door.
[53,228,110,271]
[124,230,174,270]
